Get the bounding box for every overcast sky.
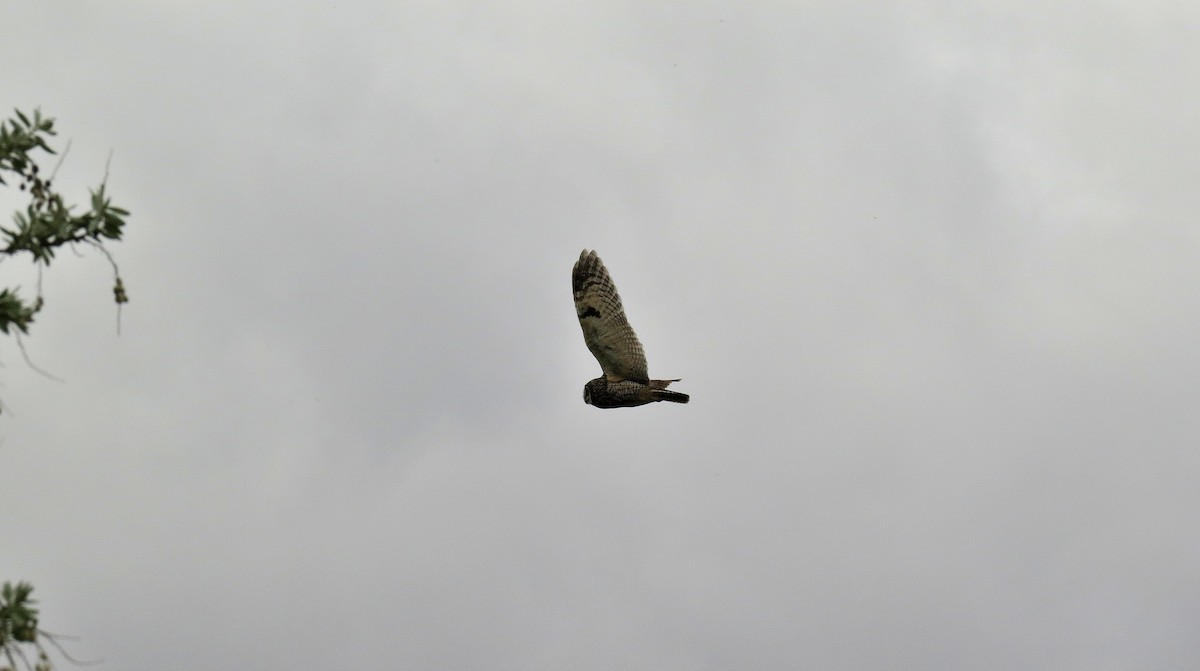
[2,2,1199,669]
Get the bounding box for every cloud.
[3,2,1199,669]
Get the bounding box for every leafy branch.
[0,582,98,671]
[0,108,129,336]
[1,110,131,670]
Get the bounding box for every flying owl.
[572,249,689,408]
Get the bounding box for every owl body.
[584,377,690,408]
[572,249,689,409]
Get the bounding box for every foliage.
[1,108,130,669]
[0,108,129,335]
[0,582,52,671]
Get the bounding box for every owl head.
[583,377,607,406]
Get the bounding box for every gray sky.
[3,2,1199,669]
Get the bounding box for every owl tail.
[652,389,689,404]
[650,379,689,404]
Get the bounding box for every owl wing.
[572,250,650,383]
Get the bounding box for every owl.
[572,249,689,408]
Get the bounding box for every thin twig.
[39,631,104,666]
[48,139,71,183]
[34,631,80,643]
[83,239,119,275]
[9,642,32,671]
[14,331,64,383]
[82,240,125,335]
[101,149,112,188]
